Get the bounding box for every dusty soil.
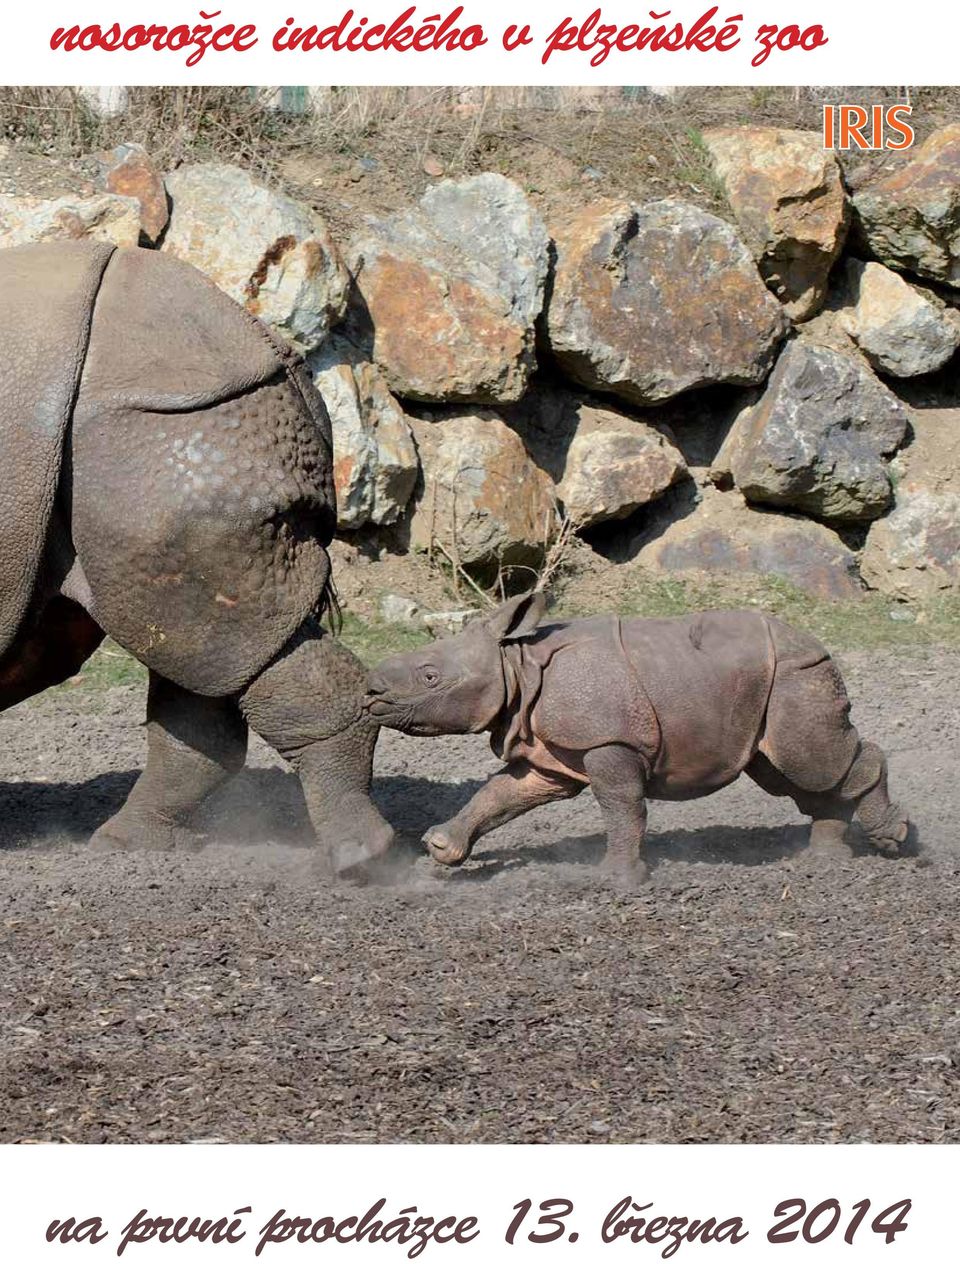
[0,647,957,1144]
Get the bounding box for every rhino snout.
[363,674,395,718]
[365,670,390,697]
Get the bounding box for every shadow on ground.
[0,766,823,872]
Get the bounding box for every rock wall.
[8,127,960,603]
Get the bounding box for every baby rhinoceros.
[365,593,911,884]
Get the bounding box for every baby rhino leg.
[758,634,871,856]
[582,743,650,887]
[424,761,582,867]
[757,634,911,856]
[746,752,854,856]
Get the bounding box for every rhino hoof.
[600,859,651,890]
[88,822,204,854]
[423,825,470,867]
[88,827,128,854]
[808,820,853,857]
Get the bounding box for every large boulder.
[348,174,550,404]
[634,485,862,600]
[545,198,787,406]
[408,412,555,569]
[861,409,960,600]
[702,127,849,321]
[852,124,960,286]
[506,385,686,527]
[162,163,348,350]
[0,191,141,248]
[715,340,909,523]
[837,259,960,378]
[308,340,419,530]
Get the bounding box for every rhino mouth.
[364,693,451,738]
[364,689,423,731]
[363,693,396,719]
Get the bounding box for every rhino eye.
[419,666,440,688]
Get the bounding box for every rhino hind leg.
[757,640,911,856]
[239,622,394,879]
[746,751,855,856]
[748,744,910,858]
[90,670,248,853]
[833,740,911,856]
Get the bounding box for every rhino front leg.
[239,623,394,878]
[582,743,650,887]
[90,671,248,853]
[424,761,582,867]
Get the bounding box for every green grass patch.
[555,573,960,653]
[338,612,431,666]
[55,640,147,694]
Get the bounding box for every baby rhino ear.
[482,591,547,643]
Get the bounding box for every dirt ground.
[0,644,957,1145]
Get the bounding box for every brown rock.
[545,198,787,407]
[853,124,960,286]
[703,127,849,320]
[409,412,555,569]
[93,143,169,244]
[349,174,550,404]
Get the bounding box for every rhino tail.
[318,573,343,636]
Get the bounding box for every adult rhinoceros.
[0,239,392,874]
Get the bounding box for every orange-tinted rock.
[308,339,418,530]
[703,127,849,320]
[349,174,550,404]
[94,143,169,244]
[409,412,555,568]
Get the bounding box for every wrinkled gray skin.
[0,240,392,876]
[366,593,911,885]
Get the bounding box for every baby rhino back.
[620,610,776,797]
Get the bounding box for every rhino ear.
[481,591,547,643]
